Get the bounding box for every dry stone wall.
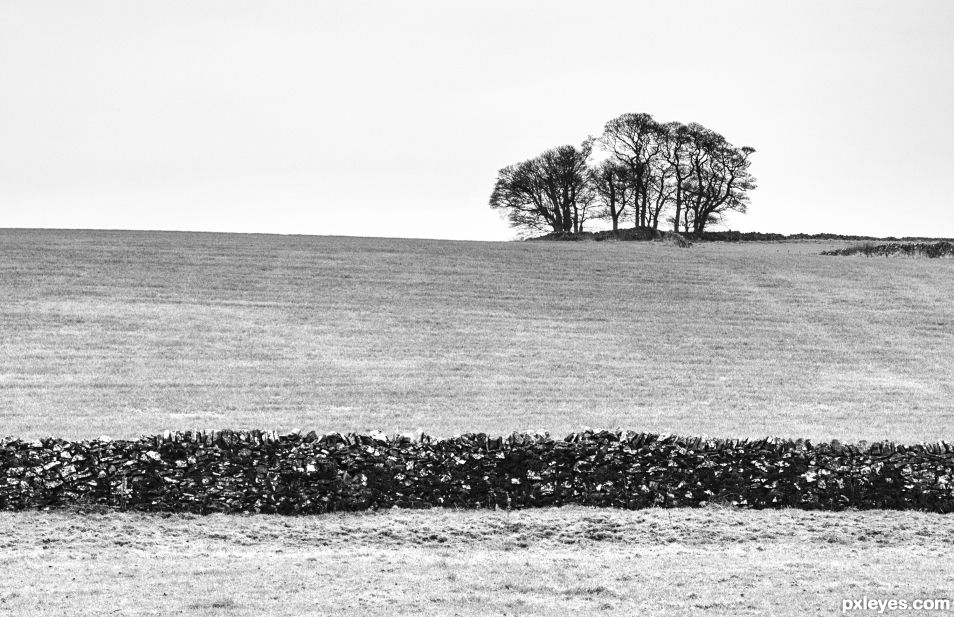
[2,430,953,514]
[822,242,954,258]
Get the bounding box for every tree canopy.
[489,114,757,237]
[489,140,594,235]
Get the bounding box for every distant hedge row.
[2,430,953,514]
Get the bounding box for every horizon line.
[1,226,948,243]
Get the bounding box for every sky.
[2,0,953,241]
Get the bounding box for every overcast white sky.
[2,1,952,240]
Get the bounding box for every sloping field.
[1,229,952,441]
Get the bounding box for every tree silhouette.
[490,114,756,237]
[590,159,636,232]
[489,140,594,234]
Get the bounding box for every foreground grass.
[1,229,953,442]
[1,506,952,616]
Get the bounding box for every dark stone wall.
[822,242,954,258]
[704,232,954,242]
[2,430,952,514]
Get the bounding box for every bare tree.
[489,140,594,235]
[646,153,675,230]
[600,113,663,228]
[490,114,756,237]
[656,121,693,233]
[681,124,756,236]
[590,159,635,232]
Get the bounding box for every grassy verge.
[1,506,951,616]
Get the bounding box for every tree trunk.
[640,184,649,228]
[673,199,681,232]
[609,181,618,231]
[693,212,706,237]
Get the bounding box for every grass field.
[1,229,952,442]
[3,229,954,615]
[2,506,952,616]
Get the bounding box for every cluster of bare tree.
[489,113,757,237]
